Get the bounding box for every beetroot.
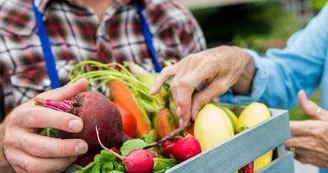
[173,136,201,161]
[123,149,154,173]
[34,91,129,155]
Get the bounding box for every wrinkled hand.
[1,79,89,173]
[151,46,252,127]
[286,90,328,168]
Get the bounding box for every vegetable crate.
[64,106,294,173]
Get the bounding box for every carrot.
[157,108,176,138]
[109,80,151,137]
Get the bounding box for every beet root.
[35,91,130,155]
[173,136,201,161]
[123,149,154,173]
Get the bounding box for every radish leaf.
[101,162,114,172]
[109,171,124,173]
[120,139,148,156]
[153,158,177,173]
[142,130,156,144]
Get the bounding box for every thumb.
[298,90,328,121]
[191,80,227,121]
[36,78,89,100]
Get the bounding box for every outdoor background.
[175,0,327,172]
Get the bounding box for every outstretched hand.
[286,90,328,168]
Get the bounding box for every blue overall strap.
[136,2,162,73]
[32,0,61,89]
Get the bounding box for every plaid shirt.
[0,0,206,117]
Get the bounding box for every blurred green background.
[190,0,327,120]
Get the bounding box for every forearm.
[0,124,14,172]
[231,50,255,95]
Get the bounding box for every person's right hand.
[1,78,89,173]
[151,46,255,127]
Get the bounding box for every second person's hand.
[151,46,254,127]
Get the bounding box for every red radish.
[241,162,254,173]
[113,101,137,138]
[96,127,154,173]
[173,136,201,161]
[123,149,154,173]
[34,91,130,155]
[161,139,181,158]
[148,150,159,159]
[161,140,175,158]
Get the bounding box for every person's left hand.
[286,90,328,168]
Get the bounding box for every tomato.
[113,101,137,138]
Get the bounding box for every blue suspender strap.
[32,0,61,89]
[136,3,162,73]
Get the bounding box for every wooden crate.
[64,108,294,173]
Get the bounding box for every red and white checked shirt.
[0,0,206,117]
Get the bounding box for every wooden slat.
[259,151,295,173]
[167,109,291,173]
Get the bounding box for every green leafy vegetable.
[75,162,95,173]
[115,163,125,172]
[46,128,58,138]
[142,130,157,144]
[101,162,114,172]
[91,164,101,173]
[109,171,124,173]
[120,139,148,156]
[74,150,123,173]
[153,158,178,173]
[96,150,116,162]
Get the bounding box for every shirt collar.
[33,0,50,13]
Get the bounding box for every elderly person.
[0,0,206,172]
[152,2,328,172]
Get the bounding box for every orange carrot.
[157,108,176,139]
[109,80,151,137]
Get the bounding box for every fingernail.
[300,90,307,99]
[193,110,199,120]
[75,142,88,154]
[177,107,182,118]
[69,120,83,132]
[179,119,184,128]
